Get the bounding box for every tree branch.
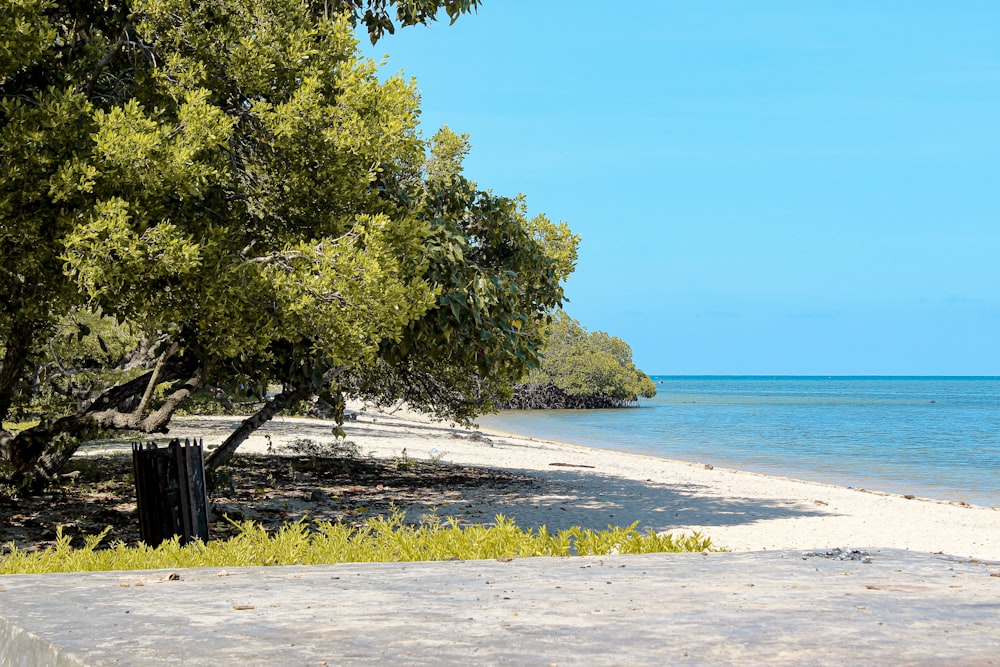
[133,365,205,433]
[135,341,179,419]
[84,14,139,99]
[204,385,311,473]
[205,366,344,473]
[0,354,200,479]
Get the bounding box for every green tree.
[337,128,578,424]
[503,310,656,409]
[206,127,576,471]
[0,0,573,491]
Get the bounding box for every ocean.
[478,376,1000,507]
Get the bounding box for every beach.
[161,406,1000,562]
[6,405,998,666]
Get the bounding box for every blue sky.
[361,1,1000,375]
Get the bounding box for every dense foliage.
[0,0,575,491]
[501,311,657,409]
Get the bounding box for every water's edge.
[480,377,1000,506]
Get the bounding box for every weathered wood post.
[132,438,210,547]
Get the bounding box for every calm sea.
[478,377,1000,507]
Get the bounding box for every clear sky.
[361,1,1000,376]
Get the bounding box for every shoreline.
[151,408,1000,562]
[477,415,1000,509]
[477,422,997,512]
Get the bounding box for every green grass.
[0,513,719,574]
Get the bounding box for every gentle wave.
[479,377,1000,506]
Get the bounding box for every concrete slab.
[2,549,999,666]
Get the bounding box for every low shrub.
[0,513,718,574]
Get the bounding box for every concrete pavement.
[2,549,999,666]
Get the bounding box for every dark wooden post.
[132,438,210,547]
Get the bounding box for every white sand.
[162,407,1000,561]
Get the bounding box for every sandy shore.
[157,406,1000,561]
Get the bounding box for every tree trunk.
[1,354,203,494]
[205,385,311,473]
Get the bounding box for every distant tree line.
[499,311,656,409]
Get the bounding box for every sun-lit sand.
[164,406,1000,561]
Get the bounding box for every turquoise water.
[478,377,1000,507]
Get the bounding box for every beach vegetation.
[0,512,717,574]
[0,0,575,493]
[501,310,657,409]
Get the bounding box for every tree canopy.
[0,0,575,492]
[336,0,481,43]
[501,310,656,409]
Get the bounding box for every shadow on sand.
[336,417,833,533]
[161,415,836,536]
